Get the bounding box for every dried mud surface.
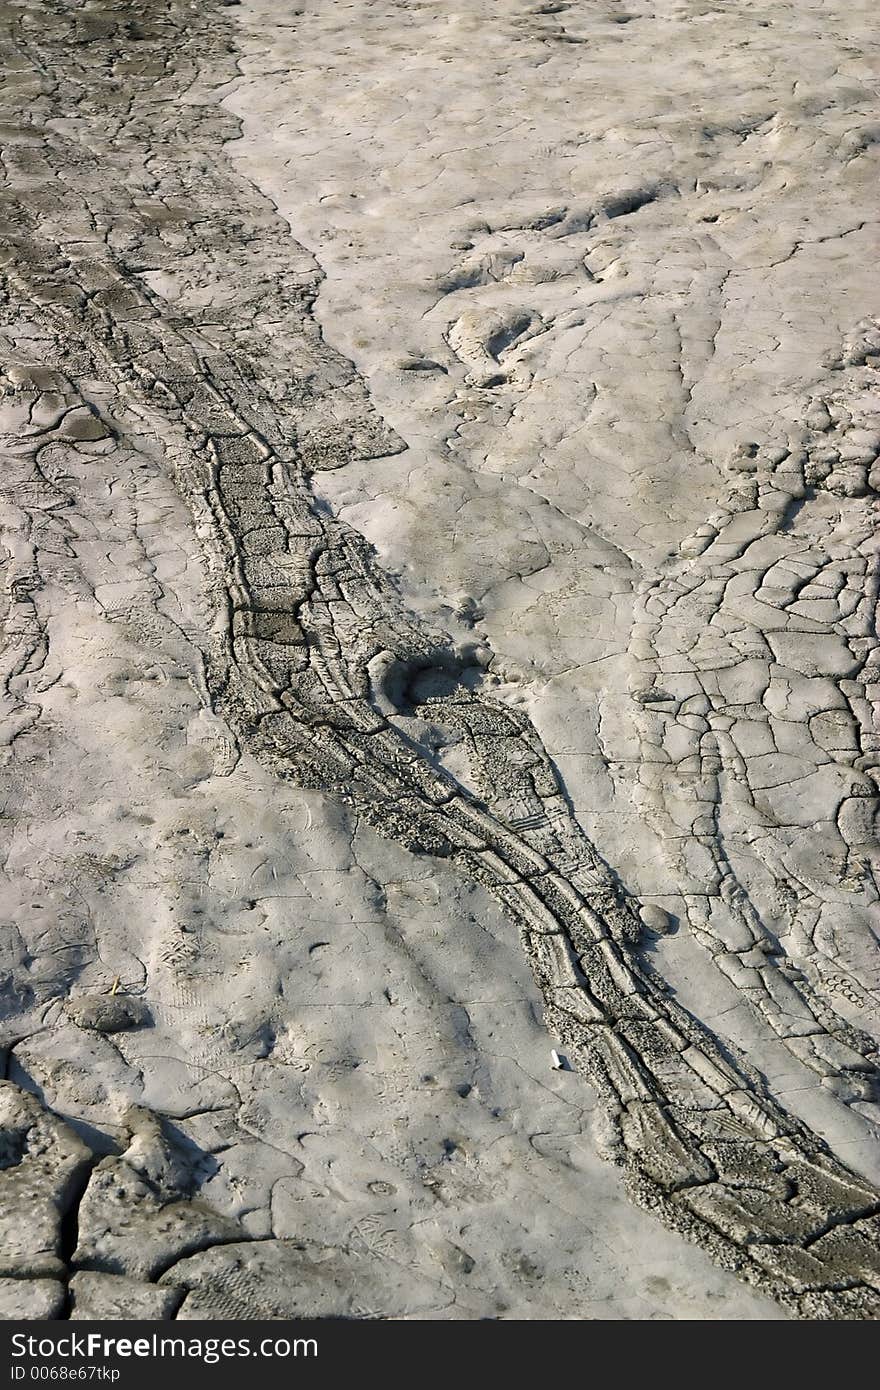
[0,0,878,1320]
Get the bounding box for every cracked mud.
[0,0,878,1322]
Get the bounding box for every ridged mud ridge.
[629,367,880,1100]
[0,0,878,1318]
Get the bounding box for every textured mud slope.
[0,0,877,1321]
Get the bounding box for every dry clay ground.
[0,0,879,1320]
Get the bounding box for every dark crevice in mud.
[598,185,665,220]
[57,1157,99,1320]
